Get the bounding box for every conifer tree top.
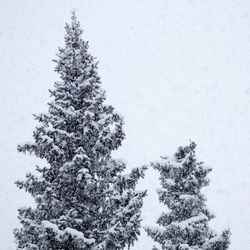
[18,12,125,163]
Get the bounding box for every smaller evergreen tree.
[145,142,231,250]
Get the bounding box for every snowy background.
[1,0,250,249]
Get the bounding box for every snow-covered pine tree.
[14,12,147,250]
[145,142,230,250]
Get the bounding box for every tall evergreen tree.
[14,12,147,250]
[145,142,230,250]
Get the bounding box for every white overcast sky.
[1,0,250,249]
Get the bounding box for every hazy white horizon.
[1,1,250,249]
